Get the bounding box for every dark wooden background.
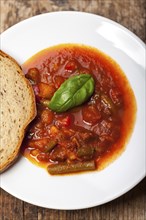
[0,0,146,219]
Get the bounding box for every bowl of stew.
[22,43,136,175]
[1,12,145,209]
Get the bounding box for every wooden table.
[0,1,145,219]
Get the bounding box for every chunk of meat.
[50,146,67,162]
[93,120,113,136]
[28,138,57,153]
[38,82,56,99]
[28,138,49,152]
[82,105,101,124]
[93,120,120,140]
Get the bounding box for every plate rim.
[1,11,145,48]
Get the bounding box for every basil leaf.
[49,74,95,112]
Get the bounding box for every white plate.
[0,12,145,210]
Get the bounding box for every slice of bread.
[0,50,36,172]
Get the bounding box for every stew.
[22,44,136,175]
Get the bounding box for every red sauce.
[21,44,136,174]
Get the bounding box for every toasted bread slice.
[0,50,36,172]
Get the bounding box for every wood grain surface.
[0,0,146,220]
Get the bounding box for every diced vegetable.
[50,126,59,134]
[25,68,40,83]
[38,82,56,99]
[67,152,76,160]
[57,116,71,127]
[54,75,65,88]
[65,60,77,72]
[37,153,50,162]
[30,149,39,156]
[40,99,50,106]
[41,109,54,124]
[49,74,95,112]
[47,160,96,174]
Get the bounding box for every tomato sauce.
[21,44,136,174]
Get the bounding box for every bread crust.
[0,50,37,172]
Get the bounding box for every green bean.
[44,140,58,152]
[47,160,96,175]
[76,146,94,158]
